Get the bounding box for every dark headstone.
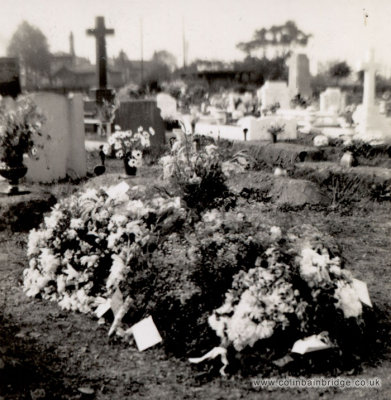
[114,100,166,146]
[0,57,21,98]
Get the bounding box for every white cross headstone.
[354,49,391,143]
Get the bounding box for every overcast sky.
[1,0,390,75]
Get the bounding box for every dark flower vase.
[0,165,28,195]
[123,157,137,176]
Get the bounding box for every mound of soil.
[293,162,391,200]
[270,177,330,207]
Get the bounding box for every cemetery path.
[0,201,390,399]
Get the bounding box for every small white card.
[291,334,332,354]
[352,278,372,308]
[95,300,111,318]
[130,316,162,351]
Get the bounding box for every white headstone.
[156,93,177,120]
[25,92,87,182]
[258,81,290,110]
[319,88,347,113]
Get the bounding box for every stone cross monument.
[87,16,115,105]
[353,49,391,143]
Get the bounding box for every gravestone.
[354,49,391,143]
[24,92,87,182]
[288,53,312,99]
[0,57,21,98]
[258,81,290,110]
[156,93,177,120]
[114,100,165,146]
[319,87,346,113]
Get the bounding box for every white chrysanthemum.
[44,210,64,230]
[334,281,362,318]
[128,158,137,167]
[80,255,99,267]
[39,248,60,275]
[70,218,84,230]
[27,229,48,256]
[132,149,142,159]
[300,246,332,287]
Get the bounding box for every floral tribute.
[0,95,46,168]
[24,184,186,321]
[208,230,365,353]
[103,126,155,169]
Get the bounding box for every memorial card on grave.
[130,316,163,351]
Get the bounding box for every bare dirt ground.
[0,155,390,399]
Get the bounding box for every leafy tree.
[144,50,177,91]
[328,61,351,85]
[7,21,51,88]
[237,20,311,59]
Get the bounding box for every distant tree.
[7,21,51,89]
[152,50,177,72]
[143,50,177,90]
[328,61,351,86]
[237,20,311,59]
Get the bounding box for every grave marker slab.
[0,57,21,98]
[258,81,290,110]
[288,53,312,99]
[24,92,87,182]
[114,100,165,146]
[319,87,346,113]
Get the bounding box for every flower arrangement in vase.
[103,126,155,175]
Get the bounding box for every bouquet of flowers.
[208,224,369,358]
[103,126,155,168]
[23,183,186,324]
[0,95,46,168]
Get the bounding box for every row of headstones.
[259,81,346,114]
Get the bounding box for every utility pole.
[182,17,187,70]
[140,17,144,85]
